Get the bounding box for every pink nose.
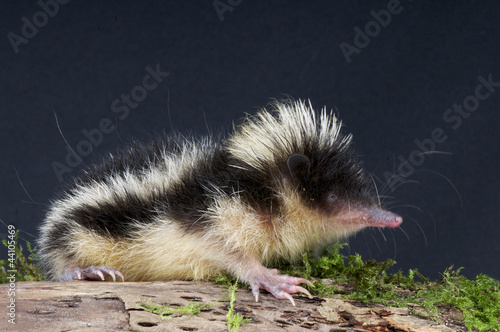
[387,215,403,228]
[364,207,403,228]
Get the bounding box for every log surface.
[0,281,464,331]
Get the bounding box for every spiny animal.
[38,99,402,305]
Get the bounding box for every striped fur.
[38,99,378,282]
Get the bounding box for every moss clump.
[140,298,221,320]
[423,267,500,331]
[1,230,45,283]
[281,243,500,332]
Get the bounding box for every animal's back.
[39,134,228,281]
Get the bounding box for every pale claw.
[300,279,315,287]
[252,287,260,303]
[107,270,117,282]
[115,270,125,282]
[294,286,312,298]
[282,292,295,306]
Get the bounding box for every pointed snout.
[362,206,403,228]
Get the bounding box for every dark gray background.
[1,0,499,281]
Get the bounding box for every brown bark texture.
[0,281,466,331]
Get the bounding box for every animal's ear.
[287,153,311,179]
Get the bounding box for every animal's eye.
[329,195,337,202]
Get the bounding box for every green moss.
[140,297,222,320]
[421,267,500,331]
[1,230,45,282]
[211,273,237,286]
[226,282,251,332]
[281,243,500,332]
[141,281,251,332]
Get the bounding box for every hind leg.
[60,266,124,282]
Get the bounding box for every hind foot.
[60,266,124,282]
[247,267,313,306]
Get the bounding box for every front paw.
[60,265,124,282]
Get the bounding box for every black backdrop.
[1,0,499,280]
